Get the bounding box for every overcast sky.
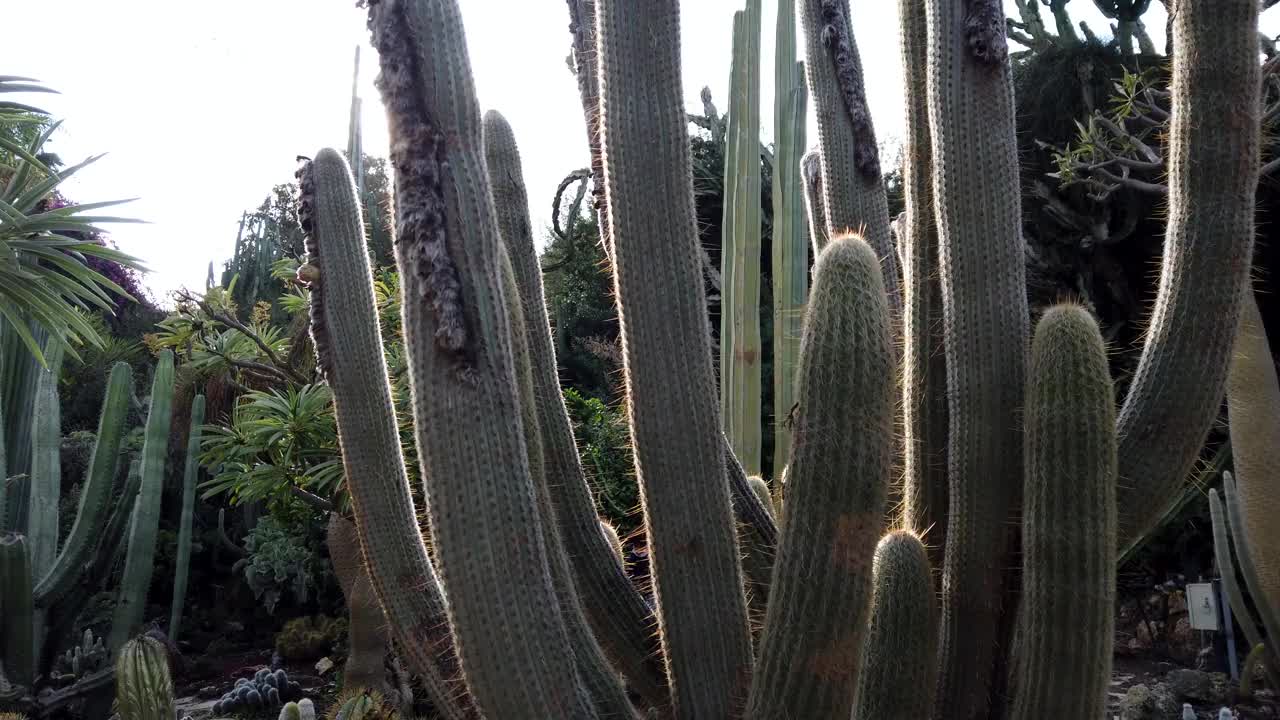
[3,1,1259,306]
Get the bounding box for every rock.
[198,685,220,699]
[1121,682,1182,720]
[1168,668,1222,703]
[314,656,334,676]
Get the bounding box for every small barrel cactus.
[113,635,175,720]
[211,667,302,714]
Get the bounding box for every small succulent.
[210,667,304,715]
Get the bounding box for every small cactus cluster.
[57,629,108,679]
[276,699,316,720]
[211,668,304,715]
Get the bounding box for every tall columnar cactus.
[296,149,470,719]
[897,0,948,568]
[1226,287,1280,616]
[1,322,45,531]
[113,635,175,720]
[0,533,33,689]
[921,0,1029,714]
[719,0,764,477]
[596,0,754,714]
[797,0,899,310]
[746,234,891,718]
[109,350,175,653]
[168,394,204,643]
[1114,0,1260,555]
[365,0,592,713]
[28,341,63,580]
[852,530,937,720]
[483,108,662,712]
[1222,471,1280,659]
[1009,304,1116,718]
[770,0,807,482]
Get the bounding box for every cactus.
[770,0,808,482]
[326,514,388,693]
[1009,304,1117,718]
[112,635,174,720]
[212,667,302,714]
[719,0,764,477]
[60,628,108,679]
[800,148,827,253]
[483,107,666,708]
[296,147,468,720]
[599,521,624,564]
[168,394,204,643]
[1223,471,1280,664]
[746,476,772,518]
[1210,488,1280,694]
[897,0,948,568]
[27,340,63,581]
[279,702,303,720]
[853,530,936,720]
[1226,287,1280,615]
[0,533,33,689]
[1114,0,1260,556]
[747,234,892,718]
[109,350,174,653]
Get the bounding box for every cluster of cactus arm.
[298,0,1262,718]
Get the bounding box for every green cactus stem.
[113,635,175,720]
[0,533,33,689]
[34,362,132,608]
[898,0,947,570]
[1009,304,1116,719]
[1114,0,1260,556]
[1223,471,1280,665]
[327,514,389,694]
[924,0,1029,713]
[597,0,754,713]
[169,394,204,643]
[28,340,63,581]
[109,350,175,653]
[747,234,893,718]
[1209,485,1280,693]
[853,530,937,720]
[720,1,764,477]
[296,147,471,719]
[771,0,807,483]
[1226,287,1280,616]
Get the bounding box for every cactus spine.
[770,0,807,481]
[1226,287,1280,614]
[720,0,764,477]
[113,635,175,720]
[853,530,937,720]
[1009,305,1116,718]
[296,148,469,719]
[1114,0,1260,554]
[747,234,892,718]
[109,350,175,652]
[597,0,754,713]
[169,394,204,642]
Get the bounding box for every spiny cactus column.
[34,362,132,608]
[720,0,764,477]
[1222,471,1280,659]
[597,0,754,714]
[367,0,589,713]
[797,0,900,309]
[483,108,666,710]
[296,148,470,720]
[109,350,174,653]
[898,0,947,567]
[852,530,937,720]
[326,514,389,695]
[924,0,1029,715]
[747,235,892,718]
[771,0,808,482]
[169,394,204,643]
[1226,287,1280,616]
[114,635,175,720]
[28,340,63,580]
[1009,305,1116,719]
[0,533,33,689]
[1115,0,1260,554]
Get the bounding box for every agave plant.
[0,76,145,365]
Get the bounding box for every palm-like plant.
[0,77,145,365]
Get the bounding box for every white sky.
[1,1,1255,306]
